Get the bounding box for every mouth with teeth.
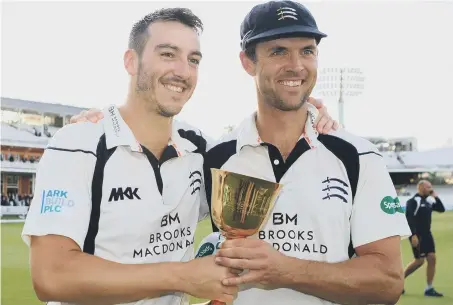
[277,80,305,87]
[162,83,186,93]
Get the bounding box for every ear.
[239,51,256,77]
[124,49,139,76]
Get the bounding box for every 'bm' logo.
[273,213,298,225]
[108,187,141,202]
[161,213,180,227]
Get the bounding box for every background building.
[1,97,86,207]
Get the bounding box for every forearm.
[277,254,403,305]
[406,216,417,235]
[433,198,446,212]
[32,251,189,304]
[405,203,417,234]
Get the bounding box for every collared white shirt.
[204,104,411,305]
[22,105,210,305]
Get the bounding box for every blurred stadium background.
[1,96,452,305]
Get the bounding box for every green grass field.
[2,212,452,305]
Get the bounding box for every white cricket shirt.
[22,105,210,305]
[203,104,411,305]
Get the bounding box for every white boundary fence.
[1,206,28,223]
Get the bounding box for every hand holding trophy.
[209,168,282,305]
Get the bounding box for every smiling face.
[241,37,318,111]
[126,18,202,117]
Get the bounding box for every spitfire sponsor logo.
[40,189,75,214]
[259,213,328,254]
[133,212,194,258]
[380,196,404,214]
[195,242,215,258]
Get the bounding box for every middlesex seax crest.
[380,196,404,214]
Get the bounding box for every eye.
[161,52,175,58]
[189,58,200,65]
[303,49,315,56]
[271,49,286,56]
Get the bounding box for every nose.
[286,53,305,73]
[173,58,191,80]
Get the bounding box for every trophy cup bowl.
[209,168,282,305]
[210,168,282,239]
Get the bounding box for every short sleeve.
[22,127,97,250]
[351,153,412,248]
[198,167,210,222]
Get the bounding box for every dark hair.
[128,8,203,57]
[244,43,257,63]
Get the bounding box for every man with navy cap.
[205,1,411,305]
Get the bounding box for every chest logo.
[189,171,202,195]
[108,187,141,202]
[321,177,348,203]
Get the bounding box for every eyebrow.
[155,43,202,58]
[267,44,317,53]
[302,44,317,51]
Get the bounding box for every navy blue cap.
[240,0,327,50]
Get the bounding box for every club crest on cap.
[277,7,298,20]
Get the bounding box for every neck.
[120,93,172,156]
[256,100,308,158]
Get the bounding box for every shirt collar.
[103,105,198,156]
[236,103,320,152]
[169,123,199,156]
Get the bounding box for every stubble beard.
[135,63,176,118]
[263,88,310,112]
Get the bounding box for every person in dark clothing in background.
[403,180,445,297]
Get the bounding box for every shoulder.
[406,197,417,204]
[206,128,239,157]
[173,119,203,136]
[204,128,239,169]
[318,129,382,157]
[47,121,104,155]
[209,128,239,150]
[173,119,213,153]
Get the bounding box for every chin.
[157,105,183,118]
[272,99,306,112]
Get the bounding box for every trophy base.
[220,224,259,240]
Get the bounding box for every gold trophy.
[210,168,283,305]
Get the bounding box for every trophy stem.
[209,168,282,305]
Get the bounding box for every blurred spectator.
[1,195,9,206]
